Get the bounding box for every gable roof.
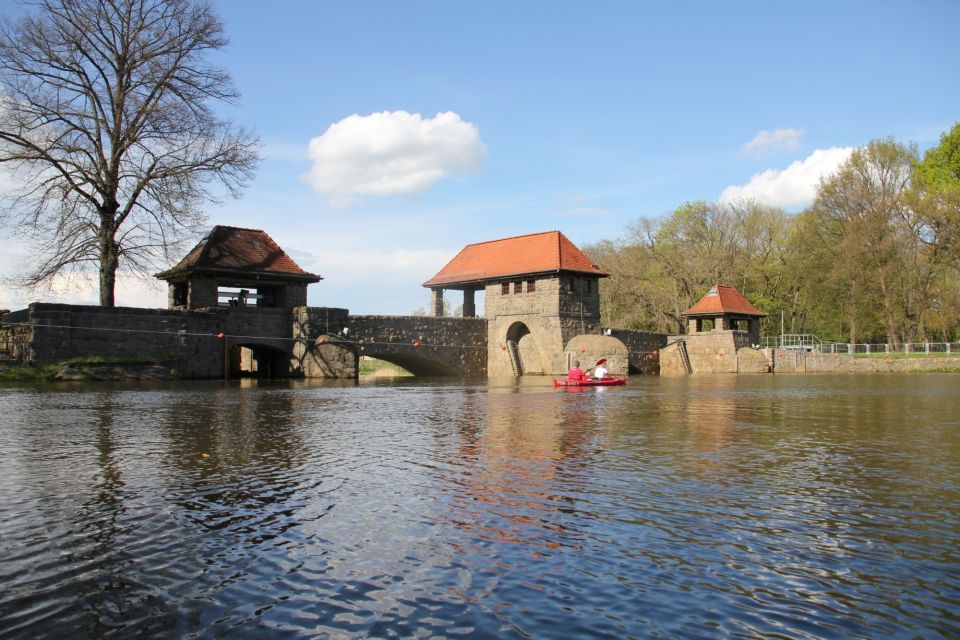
[156,226,320,282]
[423,230,608,288]
[683,284,767,318]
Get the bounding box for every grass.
[358,357,412,377]
[852,352,955,359]
[0,353,171,382]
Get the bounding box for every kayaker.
[568,360,586,381]
[593,363,608,380]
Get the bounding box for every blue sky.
[1,0,958,314]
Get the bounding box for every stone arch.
[505,321,545,374]
[230,341,290,378]
[359,349,461,377]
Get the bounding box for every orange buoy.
[216,332,225,339]
[413,339,421,349]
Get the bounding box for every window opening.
[527,279,536,293]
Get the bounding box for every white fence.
[762,334,960,356]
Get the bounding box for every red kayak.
[553,376,627,387]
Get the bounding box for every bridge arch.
[229,341,290,378]
[358,348,461,377]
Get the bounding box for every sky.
[1,0,958,315]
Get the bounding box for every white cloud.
[301,110,486,208]
[719,146,855,209]
[741,128,804,156]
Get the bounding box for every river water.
[0,373,957,639]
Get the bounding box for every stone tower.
[423,230,609,376]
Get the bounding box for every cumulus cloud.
[301,110,486,208]
[741,128,804,156]
[719,146,855,209]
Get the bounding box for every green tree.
[0,0,259,306]
[807,138,921,344]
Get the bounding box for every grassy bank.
[0,354,171,382]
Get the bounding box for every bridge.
[347,315,487,376]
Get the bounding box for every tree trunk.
[98,210,119,307]
[878,268,901,347]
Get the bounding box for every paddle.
[585,358,607,374]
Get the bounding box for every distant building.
[683,283,767,346]
[155,225,321,310]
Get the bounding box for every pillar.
[462,289,476,318]
[431,288,444,317]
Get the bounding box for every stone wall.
[771,349,960,373]
[659,330,767,376]
[348,315,487,376]
[291,307,354,378]
[484,274,607,377]
[607,328,666,375]
[10,303,226,378]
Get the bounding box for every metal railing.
[762,334,960,356]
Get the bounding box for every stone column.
[431,288,444,317]
[749,318,760,345]
[462,289,476,318]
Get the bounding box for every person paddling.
[567,360,586,381]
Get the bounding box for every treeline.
[586,124,960,344]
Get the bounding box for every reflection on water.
[0,374,958,638]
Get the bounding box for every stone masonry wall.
[349,315,487,376]
[771,349,960,373]
[16,303,226,378]
[291,307,354,378]
[607,328,667,375]
[484,274,605,377]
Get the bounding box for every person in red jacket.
[567,360,586,381]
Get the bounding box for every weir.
[0,227,666,378]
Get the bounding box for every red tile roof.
[684,284,767,317]
[423,231,608,287]
[156,226,320,282]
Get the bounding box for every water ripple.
[0,375,958,638]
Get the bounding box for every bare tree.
[0,0,259,306]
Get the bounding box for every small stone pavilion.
[660,283,770,375]
[423,230,618,376]
[683,283,767,346]
[155,225,321,310]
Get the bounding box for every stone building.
[660,284,770,375]
[423,230,629,376]
[155,225,321,311]
[155,225,325,377]
[683,283,766,346]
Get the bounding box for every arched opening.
[505,321,542,375]
[230,343,289,378]
[360,351,460,377]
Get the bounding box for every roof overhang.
[156,267,322,284]
[424,268,609,289]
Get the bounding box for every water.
[1,374,958,639]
